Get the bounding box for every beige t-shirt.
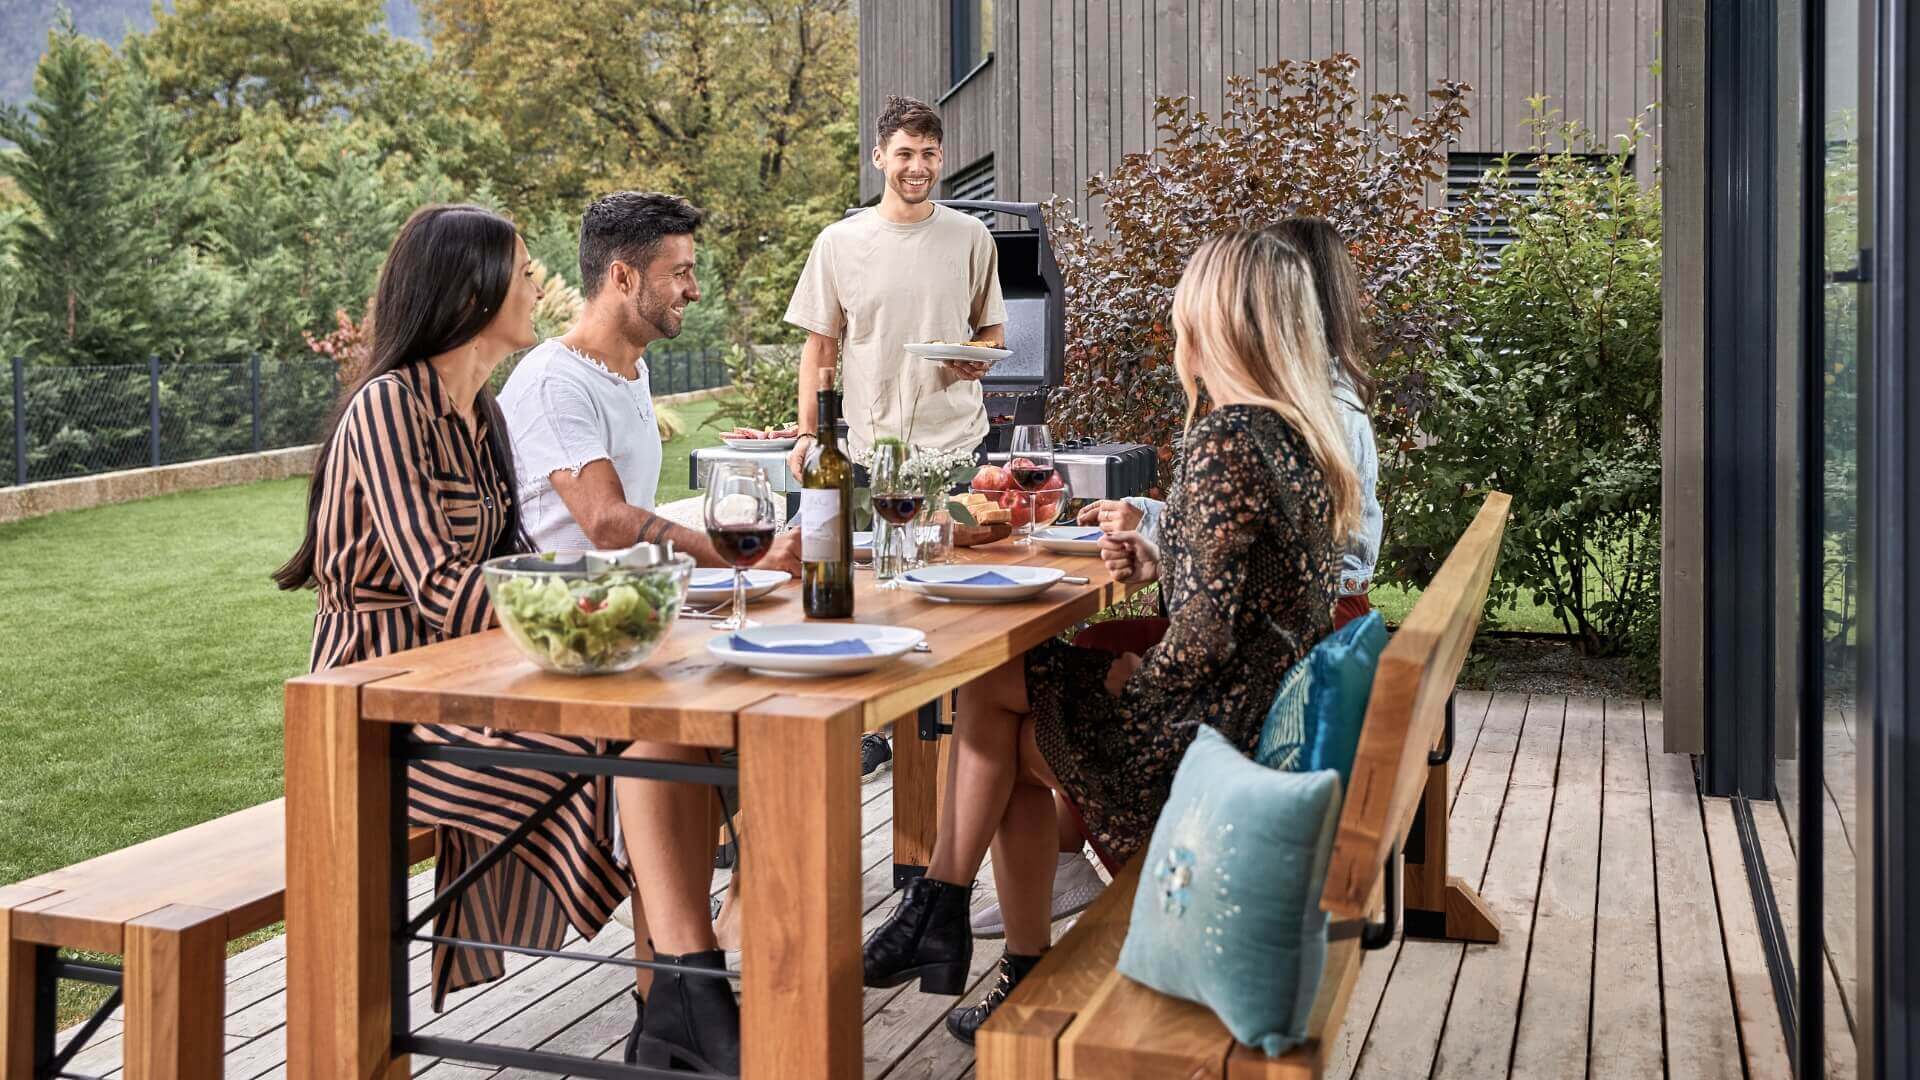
[783,204,1008,459]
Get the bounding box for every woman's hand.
[1100,529,1161,584]
[1104,651,1144,696]
[1077,499,1144,534]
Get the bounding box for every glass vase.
[918,506,955,565]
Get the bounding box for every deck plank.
[1429,694,1565,1079]
[1324,691,1493,1080]
[1348,691,1530,1079]
[1644,704,1743,1080]
[1508,695,1602,1078]
[1588,699,1664,1079]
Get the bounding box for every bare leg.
[927,659,1026,886]
[712,803,743,952]
[616,742,720,956]
[1053,792,1082,853]
[991,772,1061,955]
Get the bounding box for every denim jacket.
[1126,373,1381,597]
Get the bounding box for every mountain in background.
[0,1,424,105]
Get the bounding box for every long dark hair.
[1269,217,1376,408]
[274,204,527,591]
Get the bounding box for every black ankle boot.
[944,951,1044,1045]
[625,949,740,1075]
[862,876,972,994]
[622,990,646,1065]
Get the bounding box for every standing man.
[783,94,1009,776]
[783,95,1008,479]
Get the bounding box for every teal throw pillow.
[1115,725,1343,1056]
[1300,611,1389,785]
[1253,659,1312,769]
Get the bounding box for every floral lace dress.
[1029,405,1336,864]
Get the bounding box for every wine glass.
[1008,425,1057,546]
[703,463,777,631]
[869,448,921,589]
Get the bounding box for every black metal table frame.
[388,728,742,1080]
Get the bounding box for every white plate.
[904,342,1013,365]
[706,623,925,677]
[1030,526,1107,555]
[899,564,1065,603]
[686,568,791,603]
[720,437,798,452]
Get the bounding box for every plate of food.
[706,623,925,677]
[720,427,798,452]
[904,340,1013,365]
[899,564,1065,603]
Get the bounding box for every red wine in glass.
[873,493,925,525]
[708,523,775,567]
[1010,463,1055,490]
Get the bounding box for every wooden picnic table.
[282,538,1144,1080]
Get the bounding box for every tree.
[0,16,234,364]
[139,0,508,189]
[420,0,858,335]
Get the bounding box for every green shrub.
[705,345,798,431]
[1388,108,1661,674]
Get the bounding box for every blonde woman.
[862,228,1363,1044]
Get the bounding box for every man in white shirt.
[499,191,789,1071]
[502,191,799,574]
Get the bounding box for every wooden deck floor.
[53,692,1799,1079]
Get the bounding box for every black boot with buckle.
[944,951,1045,1045]
[625,948,740,1075]
[862,876,972,994]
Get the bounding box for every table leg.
[0,885,54,1080]
[285,671,409,1080]
[891,697,950,888]
[740,696,863,1080]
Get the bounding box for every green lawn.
[1371,579,1566,634]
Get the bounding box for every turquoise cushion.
[1115,726,1343,1056]
[1300,611,1389,785]
[1252,659,1312,769]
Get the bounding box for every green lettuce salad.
[493,567,684,673]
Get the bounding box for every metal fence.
[2,348,729,489]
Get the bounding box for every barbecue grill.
[691,199,1156,505]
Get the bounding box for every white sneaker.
[611,896,634,929]
[971,852,1108,939]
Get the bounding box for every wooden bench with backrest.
[0,799,434,1079]
[978,492,1511,1079]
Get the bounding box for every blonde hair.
[1171,229,1363,540]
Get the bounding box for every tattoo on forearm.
[635,514,670,545]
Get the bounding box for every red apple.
[973,464,1011,491]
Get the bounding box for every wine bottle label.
[801,489,845,562]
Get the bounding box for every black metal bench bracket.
[1429,695,1457,767]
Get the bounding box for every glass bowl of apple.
[970,462,1071,538]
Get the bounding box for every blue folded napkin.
[690,571,733,588]
[728,635,872,656]
[1065,529,1103,541]
[909,570,1019,587]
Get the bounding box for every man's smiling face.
[877,129,942,206]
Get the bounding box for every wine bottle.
[801,389,855,618]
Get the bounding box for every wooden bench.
[978,492,1511,1079]
[0,799,434,1079]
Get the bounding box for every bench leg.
[124,904,225,1080]
[0,886,56,1080]
[891,697,950,888]
[1402,760,1500,943]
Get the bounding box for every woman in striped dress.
[275,206,737,1070]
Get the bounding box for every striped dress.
[308,361,630,1008]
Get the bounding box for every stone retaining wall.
[0,446,321,525]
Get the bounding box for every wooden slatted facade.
[858,0,1661,213]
